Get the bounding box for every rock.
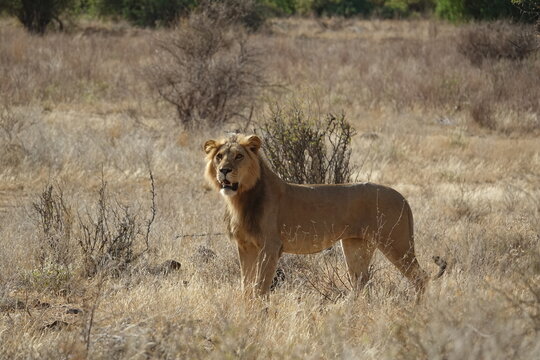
[33,300,50,308]
[162,259,181,271]
[435,116,454,126]
[271,268,286,291]
[148,260,182,275]
[66,308,82,315]
[42,320,68,330]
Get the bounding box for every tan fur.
[204,134,446,297]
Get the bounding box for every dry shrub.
[78,174,156,277]
[78,180,139,277]
[258,104,356,184]
[458,21,539,66]
[33,185,73,269]
[147,2,266,128]
[28,185,74,295]
[30,172,156,280]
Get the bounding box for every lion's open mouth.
[220,180,239,191]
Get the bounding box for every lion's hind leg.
[341,238,376,292]
[379,244,429,294]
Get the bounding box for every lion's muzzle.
[218,169,239,196]
[220,179,239,192]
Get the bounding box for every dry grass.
[0,17,539,359]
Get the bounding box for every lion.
[204,133,446,297]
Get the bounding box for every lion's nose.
[220,168,232,176]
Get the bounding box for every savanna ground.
[0,16,539,359]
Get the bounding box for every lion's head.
[204,134,262,197]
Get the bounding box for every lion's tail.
[431,256,447,279]
[405,200,447,280]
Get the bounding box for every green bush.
[90,0,272,29]
[262,0,296,14]
[91,0,195,27]
[123,0,195,27]
[435,0,465,21]
[511,0,540,20]
[88,0,122,16]
[371,0,436,18]
[436,0,531,22]
[295,0,437,18]
[310,0,372,17]
[0,0,76,34]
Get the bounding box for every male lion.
[204,133,446,297]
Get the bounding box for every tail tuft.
[432,256,447,279]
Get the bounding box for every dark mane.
[225,159,266,238]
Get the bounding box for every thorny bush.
[32,172,156,279]
[258,105,356,185]
[33,185,73,269]
[78,173,156,277]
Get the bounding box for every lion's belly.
[279,221,354,254]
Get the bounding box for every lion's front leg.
[237,241,281,298]
[237,242,259,297]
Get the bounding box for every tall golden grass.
[0,18,539,359]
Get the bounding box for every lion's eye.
[216,153,223,161]
[235,154,244,160]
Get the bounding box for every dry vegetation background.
[0,15,539,359]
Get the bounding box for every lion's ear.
[204,140,217,154]
[243,135,261,153]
